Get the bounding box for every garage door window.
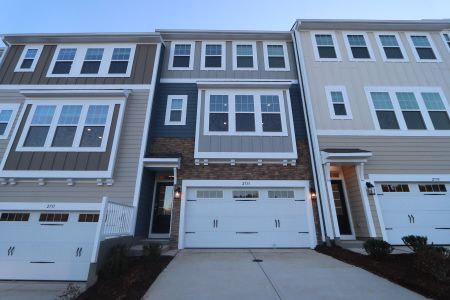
[418,184,447,193]
[39,213,69,222]
[381,184,410,192]
[233,190,259,199]
[0,212,30,222]
[78,213,99,222]
[268,191,294,198]
[196,190,223,198]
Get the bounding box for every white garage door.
[0,210,98,281]
[184,187,313,248]
[378,182,450,245]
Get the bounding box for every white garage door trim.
[178,180,316,249]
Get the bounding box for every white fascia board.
[0,170,112,179]
[368,174,450,182]
[181,179,310,188]
[0,202,102,211]
[194,152,297,159]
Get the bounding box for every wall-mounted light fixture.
[366,182,376,196]
[309,187,317,200]
[174,187,181,199]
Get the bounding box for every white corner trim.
[324,86,353,120]
[310,31,342,62]
[374,32,409,63]
[200,41,226,71]
[342,31,376,62]
[0,103,21,139]
[164,95,188,126]
[168,41,196,71]
[356,164,377,237]
[14,45,43,72]
[405,32,442,63]
[262,41,291,71]
[193,89,202,161]
[231,41,258,71]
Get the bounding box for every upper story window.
[370,92,400,129]
[15,45,43,72]
[325,86,352,119]
[375,33,408,62]
[263,42,290,71]
[407,33,441,62]
[164,95,188,125]
[169,42,195,70]
[421,92,450,130]
[47,44,136,77]
[311,32,341,61]
[441,32,450,53]
[205,91,288,136]
[396,92,426,130]
[232,42,257,70]
[0,104,20,139]
[343,33,374,61]
[17,100,121,152]
[201,42,225,70]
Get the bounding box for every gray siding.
[319,136,450,175]
[0,44,157,85]
[0,89,150,205]
[161,41,298,80]
[197,90,295,153]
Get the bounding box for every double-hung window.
[235,95,255,132]
[208,95,229,131]
[370,92,400,129]
[407,34,441,62]
[201,42,225,70]
[24,105,56,147]
[325,86,352,119]
[376,33,407,61]
[0,104,20,139]
[81,48,104,74]
[312,33,340,60]
[233,42,257,70]
[52,48,77,74]
[109,48,131,74]
[15,45,43,72]
[441,32,450,53]
[164,95,188,125]
[170,42,194,69]
[344,33,373,60]
[421,92,450,130]
[396,92,426,130]
[263,42,289,70]
[52,105,82,146]
[260,95,282,132]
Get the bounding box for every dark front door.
[151,182,174,234]
[331,180,352,235]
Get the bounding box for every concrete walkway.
[143,249,425,300]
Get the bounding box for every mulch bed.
[77,255,173,300]
[316,245,450,300]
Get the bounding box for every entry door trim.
[331,179,356,240]
[149,179,173,239]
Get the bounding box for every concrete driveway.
[0,281,81,300]
[144,249,425,300]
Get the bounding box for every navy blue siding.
[134,169,155,237]
[289,84,307,139]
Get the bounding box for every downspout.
[291,23,333,244]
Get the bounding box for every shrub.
[415,246,450,282]
[143,243,161,259]
[99,244,129,279]
[363,238,393,259]
[401,235,428,252]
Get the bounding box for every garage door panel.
[0,261,91,281]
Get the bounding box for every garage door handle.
[277,219,281,228]
[411,215,415,224]
[275,219,278,228]
[8,246,15,256]
[408,214,412,223]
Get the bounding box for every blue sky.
[1,0,449,44]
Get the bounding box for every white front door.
[0,210,98,281]
[378,182,450,245]
[184,187,313,248]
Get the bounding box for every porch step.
[337,240,366,249]
[128,240,171,257]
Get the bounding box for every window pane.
[411,36,431,47]
[237,56,253,68]
[262,114,282,132]
[24,126,49,147]
[108,61,128,73]
[347,35,366,46]
[429,111,450,130]
[315,35,333,46]
[236,113,255,132]
[237,45,252,56]
[20,59,33,69]
[330,92,344,103]
[80,126,105,147]
[169,110,182,122]
[351,47,370,59]
[0,123,7,135]
[235,95,254,112]
[173,56,190,68]
[209,113,228,131]
[417,48,436,60]
[268,57,285,68]
[25,49,38,59]
[0,110,12,122]
[371,92,393,109]
[174,44,191,56]
[205,56,221,68]
[86,105,109,124]
[333,103,347,116]
[402,111,426,129]
[52,61,72,74]
[205,45,222,55]
[52,126,76,147]
[210,95,228,112]
[318,46,337,58]
[85,48,104,60]
[57,48,76,60]
[267,45,284,56]
[380,35,399,47]
[396,92,419,109]
[171,99,183,110]
[376,111,400,129]
[32,105,56,124]
[81,61,101,74]
[58,105,82,124]
[112,48,131,60]
[261,96,280,112]
[384,47,404,59]
[422,93,446,110]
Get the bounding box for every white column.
[356,163,377,237]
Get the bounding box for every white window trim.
[14,45,43,72]
[200,41,226,71]
[374,32,409,63]
[168,41,195,71]
[46,44,136,77]
[365,86,450,132]
[232,41,258,71]
[203,89,288,136]
[0,103,20,139]
[164,95,188,125]
[310,31,342,62]
[342,32,375,62]
[15,98,124,152]
[325,86,353,120]
[262,41,290,71]
[405,32,442,63]
[440,31,450,54]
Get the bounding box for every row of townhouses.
[0,19,449,282]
